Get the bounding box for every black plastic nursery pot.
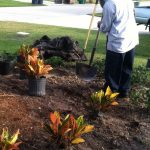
[146,58,150,69]
[78,0,86,4]
[63,0,74,4]
[28,77,46,96]
[32,0,38,4]
[0,60,15,75]
[55,0,63,4]
[19,69,27,80]
[38,0,43,4]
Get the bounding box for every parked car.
[134,2,150,32]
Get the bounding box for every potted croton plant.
[17,45,53,96]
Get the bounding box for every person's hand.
[97,21,101,28]
[100,0,105,8]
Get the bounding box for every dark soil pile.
[0,68,150,150]
[32,35,87,61]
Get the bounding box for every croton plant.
[90,86,119,111]
[0,128,21,150]
[44,111,94,148]
[17,44,53,78]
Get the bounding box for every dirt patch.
[0,68,149,150]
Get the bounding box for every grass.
[0,21,150,67]
[0,0,42,7]
[140,0,150,1]
[0,0,148,7]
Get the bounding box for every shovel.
[75,1,99,81]
[76,28,100,81]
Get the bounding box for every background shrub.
[130,85,150,110]
[131,65,150,85]
[45,56,64,67]
[93,58,105,77]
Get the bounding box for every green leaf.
[76,116,84,127]
[44,124,54,135]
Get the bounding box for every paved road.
[0,0,149,33]
[0,2,102,30]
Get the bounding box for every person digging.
[98,0,139,100]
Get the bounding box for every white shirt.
[100,0,139,53]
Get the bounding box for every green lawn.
[0,0,41,7]
[0,21,149,67]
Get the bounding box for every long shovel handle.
[83,1,98,52]
[89,28,100,66]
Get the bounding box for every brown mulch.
[0,68,150,150]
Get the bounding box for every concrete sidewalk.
[0,3,101,30]
[0,1,149,33]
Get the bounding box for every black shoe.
[118,92,129,98]
[117,92,130,102]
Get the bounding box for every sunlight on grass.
[0,0,41,7]
[0,21,149,68]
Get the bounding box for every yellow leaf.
[37,59,43,75]
[71,138,85,144]
[81,125,94,134]
[1,128,9,140]
[54,111,61,124]
[97,90,104,98]
[27,65,35,74]
[105,86,112,97]
[110,93,119,100]
[41,65,53,75]
[38,59,44,66]
[9,129,20,145]
[111,101,119,106]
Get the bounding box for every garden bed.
[0,67,149,150]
